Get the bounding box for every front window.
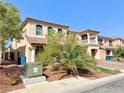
[36,25,42,35]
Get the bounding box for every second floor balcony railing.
[81,40,88,43]
[90,39,96,44]
[81,39,97,44]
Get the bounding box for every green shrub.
[114,46,124,61]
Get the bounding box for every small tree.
[114,46,124,61]
[0,0,22,61]
[36,29,62,69]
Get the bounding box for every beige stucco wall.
[24,22,67,38]
[10,23,33,63]
[11,36,32,63]
[99,49,106,60]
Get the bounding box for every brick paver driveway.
[97,61,124,70]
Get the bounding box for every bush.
[114,46,124,61]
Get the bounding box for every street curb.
[7,72,124,93]
[63,73,124,93]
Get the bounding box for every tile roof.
[26,37,47,44]
[78,29,100,35]
[98,36,113,40]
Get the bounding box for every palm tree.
[59,34,97,76]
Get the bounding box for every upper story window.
[81,35,87,40]
[58,29,62,33]
[109,40,112,43]
[48,27,53,35]
[98,39,103,45]
[48,27,52,31]
[36,25,42,35]
[109,40,113,46]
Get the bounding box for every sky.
[6,0,124,37]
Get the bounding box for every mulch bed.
[43,69,73,81]
[0,63,25,93]
[43,66,116,82]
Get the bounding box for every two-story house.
[9,17,69,63]
[98,36,114,60]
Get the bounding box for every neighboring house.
[76,29,124,60]
[98,36,114,60]
[77,29,100,59]
[9,17,69,63]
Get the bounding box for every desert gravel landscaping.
[0,64,25,93]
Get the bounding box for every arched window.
[48,27,52,31]
[36,25,42,35]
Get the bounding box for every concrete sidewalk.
[8,72,124,93]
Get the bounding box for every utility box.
[24,62,43,78]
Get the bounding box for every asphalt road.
[81,79,124,93]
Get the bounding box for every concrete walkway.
[8,72,124,93]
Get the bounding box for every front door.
[91,49,97,58]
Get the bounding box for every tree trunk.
[74,67,79,76]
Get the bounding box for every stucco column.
[31,47,36,63]
[95,35,98,44]
[87,33,90,43]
